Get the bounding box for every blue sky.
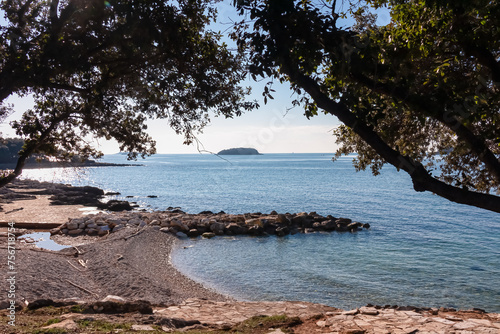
[0,1,390,155]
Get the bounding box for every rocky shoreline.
[53,210,370,238]
[1,179,499,333]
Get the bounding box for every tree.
[232,0,500,213]
[0,0,257,187]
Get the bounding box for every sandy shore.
[1,227,228,305]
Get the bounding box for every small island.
[217,147,262,155]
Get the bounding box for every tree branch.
[267,14,500,213]
[285,64,500,213]
[349,70,500,183]
[0,112,70,188]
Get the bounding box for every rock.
[104,200,132,211]
[248,225,264,236]
[304,228,316,233]
[270,210,278,215]
[176,232,188,238]
[68,228,83,235]
[322,220,336,231]
[291,214,313,228]
[97,225,110,236]
[49,228,61,235]
[159,227,170,233]
[105,191,121,195]
[363,223,371,229]
[27,299,57,310]
[171,219,189,232]
[131,324,156,331]
[275,226,290,237]
[42,319,78,330]
[101,295,127,303]
[87,228,98,235]
[187,229,201,238]
[202,232,216,239]
[83,300,153,314]
[342,309,359,315]
[128,218,143,226]
[276,214,290,225]
[347,222,360,232]
[66,221,79,230]
[336,218,352,225]
[210,222,225,235]
[342,330,366,334]
[264,223,278,235]
[0,300,24,311]
[225,223,247,235]
[156,317,203,330]
[359,307,379,315]
[245,218,263,227]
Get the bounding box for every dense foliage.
[0,0,256,186]
[233,0,500,213]
[0,137,24,164]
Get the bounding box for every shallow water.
[21,153,500,312]
[18,232,69,251]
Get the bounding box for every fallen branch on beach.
[66,259,85,272]
[123,228,145,240]
[64,279,99,298]
[29,247,75,256]
[73,245,86,255]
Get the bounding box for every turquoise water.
[22,153,500,311]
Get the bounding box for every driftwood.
[123,228,145,240]
[65,279,99,298]
[73,245,86,255]
[4,207,24,214]
[66,259,85,272]
[0,221,62,229]
[29,247,75,256]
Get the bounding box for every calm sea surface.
[22,153,500,312]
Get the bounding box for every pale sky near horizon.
[0,2,390,155]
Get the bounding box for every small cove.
[21,153,500,312]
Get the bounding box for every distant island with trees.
[217,148,262,155]
[0,138,135,169]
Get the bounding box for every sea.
[21,153,500,312]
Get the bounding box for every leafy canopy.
[0,0,257,186]
[233,0,500,213]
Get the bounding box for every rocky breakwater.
[51,210,370,238]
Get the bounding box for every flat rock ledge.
[158,299,500,333]
[5,297,499,333]
[52,210,370,238]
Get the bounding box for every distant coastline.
[217,147,262,155]
[0,160,140,170]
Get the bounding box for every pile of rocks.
[52,210,370,238]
